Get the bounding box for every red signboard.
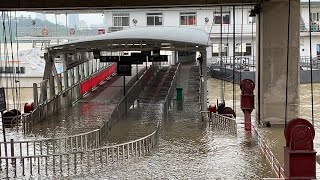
[80,63,116,95]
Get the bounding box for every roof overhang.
[49,27,211,54]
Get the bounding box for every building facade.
[103,3,320,62]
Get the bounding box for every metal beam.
[1,0,259,10]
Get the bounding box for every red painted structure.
[284,118,316,179]
[24,102,34,113]
[208,104,217,118]
[240,79,255,131]
[80,64,116,95]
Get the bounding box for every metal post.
[62,54,69,90]
[136,64,138,81]
[10,139,14,164]
[123,76,126,96]
[75,65,80,83]
[1,111,7,157]
[200,50,208,121]
[86,60,90,77]
[146,56,148,70]
[70,68,75,86]
[33,83,38,107]
[49,76,55,99]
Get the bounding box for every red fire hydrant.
[240,79,255,131]
[208,104,217,119]
[284,118,316,179]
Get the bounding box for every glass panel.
[214,15,221,24]
[155,16,162,25]
[20,67,25,74]
[188,16,196,25]
[223,14,230,24]
[244,44,252,56]
[180,16,187,25]
[122,17,129,26]
[147,16,154,25]
[113,17,121,26]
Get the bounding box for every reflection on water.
[96,87,272,179]
[208,78,320,177]
[3,77,320,178]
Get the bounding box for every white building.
[102,2,320,62]
[79,20,88,30]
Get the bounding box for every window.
[180,12,196,25]
[214,11,230,24]
[248,11,256,24]
[147,13,162,26]
[235,43,252,56]
[5,67,14,73]
[311,12,320,22]
[113,13,129,26]
[16,67,25,74]
[317,44,320,56]
[212,43,228,57]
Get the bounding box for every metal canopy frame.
[48,27,211,55]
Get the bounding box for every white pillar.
[62,54,69,89]
[201,50,208,121]
[257,0,300,126]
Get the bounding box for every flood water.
[1,76,320,179]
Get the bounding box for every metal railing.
[208,56,256,69]
[0,64,181,178]
[99,65,159,141]
[252,125,285,179]
[208,113,237,134]
[22,60,112,131]
[0,129,100,158]
[0,123,159,178]
[300,56,320,69]
[162,64,180,119]
[207,113,284,178]
[208,56,320,70]
[19,65,157,157]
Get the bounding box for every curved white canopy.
[49,27,211,53]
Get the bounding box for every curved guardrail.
[0,64,180,178]
[208,113,284,178]
[0,122,159,178]
[0,129,100,158]
[1,65,159,160]
[252,126,285,178]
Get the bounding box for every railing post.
[33,83,38,107]
[10,139,14,162]
[49,75,55,99]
